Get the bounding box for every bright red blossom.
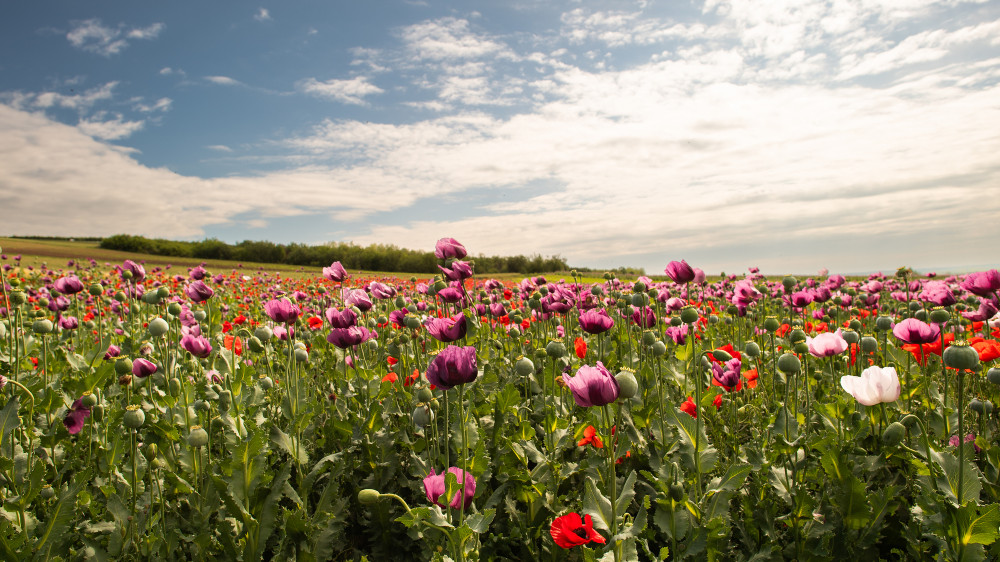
[577,425,603,448]
[550,513,606,549]
[574,337,587,359]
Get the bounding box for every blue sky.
[1,0,999,275]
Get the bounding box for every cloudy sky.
[2,0,999,274]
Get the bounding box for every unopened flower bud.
[712,349,733,362]
[259,375,274,390]
[882,422,906,447]
[358,489,381,505]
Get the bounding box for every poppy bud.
[194,400,210,413]
[294,348,309,363]
[875,316,893,331]
[860,336,878,353]
[148,317,169,337]
[123,405,145,429]
[247,336,264,353]
[40,485,55,500]
[615,369,638,399]
[652,341,667,357]
[591,285,604,296]
[777,353,801,373]
[515,356,535,377]
[259,375,274,390]
[358,489,381,505]
[211,416,225,432]
[763,316,780,332]
[145,443,158,461]
[632,281,647,293]
[218,390,232,412]
[680,306,699,324]
[669,483,685,502]
[882,422,905,447]
[398,333,410,344]
[92,404,105,422]
[943,341,979,371]
[168,377,181,396]
[81,391,98,408]
[194,311,207,322]
[187,426,208,448]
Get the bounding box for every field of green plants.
[1,240,999,561]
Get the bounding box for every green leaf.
[666,405,715,473]
[256,461,290,550]
[707,463,751,493]
[465,508,495,533]
[616,470,637,514]
[933,450,983,506]
[963,503,1000,546]
[771,406,798,441]
[0,396,20,453]
[269,424,308,465]
[583,476,614,532]
[33,472,87,557]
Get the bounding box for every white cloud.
[66,19,164,56]
[134,97,172,113]
[207,145,234,153]
[399,17,509,61]
[2,82,118,112]
[205,76,243,86]
[77,113,145,140]
[254,8,272,22]
[298,76,384,105]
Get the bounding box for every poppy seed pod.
[641,330,656,346]
[167,303,182,316]
[670,316,683,327]
[860,336,878,353]
[987,368,1000,386]
[744,341,761,358]
[515,356,535,377]
[294,348,309,363]
[777,353,801,373]
[970,398,985,414]
[32,319,53,334]
[148,317,169,337]
[9,291,26,306]
[157,286,170,299]
[546,340,567,358]
[123,405,145,429]
[38,297,50,308]
[793,341,810,355]
[908,301,921,313]
[875,316,893,331]
[615,369,639,399]
[632,281,647,293]
[943,341,979,371]
[81,391,98,408]
[680,306,699,324]
[259,375,274,390]
[412,405,433,427]
[115,357,134,376]
[882,422,906,447]
[782,276,797,292]
[651,341,667,357]
[763,316,780,332]
[929,307,951,324]
[89,284,103,296]
[187,426,209,448]
[789,329,807,344]
[914,309,928,322]
[842,330,859,345]
[416,386,434,403]
[254,326,273,342]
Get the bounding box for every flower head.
[550,513,606,549]
[578,308,614,334]
[423,467,475,510]
[892,318,940,344]
[438,260,473,281]
[425,345,478,390]
[563,362,619,408]
[434,238,467,260]
[322,261,347,282]
[807,329,848,358]
[53,275,84,295]
[325,306,358,329]
[425,313,468,343]
[180,334,213,358]
[961,269,1000,297]
[665,260,695,284]
[326,326,374,349]
[840,365,900,406]
[63,398,91,435]
[120,260,145,282]
[131,358,158,378]
[185,280,215,303]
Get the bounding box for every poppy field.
[1,240,1000,561]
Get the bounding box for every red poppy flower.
[232,314,247,325]
[521,319,530,331]
[404,369,420,387]
[742,368,758,389]
[223,335,243,356]
[222,321,233,333]
[307,316,324,331]
[972,339,1000,362]
[616,450,631,465]
[550,513,606,549]
[713,393,723,409]
[387,356,398,366]
[680,396,697,418]
[574,337,587,360]
[382,372,398,383]
[577,425,603,448]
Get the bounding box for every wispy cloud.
[206,145,234,153]
[298,76,384,105]
[66,19,164,56]
[77,112,145,140]
[254,8,272,22]
[1,82,118,112]
[204,75,244,87]
[134,97,172,113]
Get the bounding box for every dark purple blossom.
[563,362,619,408]
[425,345,478,389]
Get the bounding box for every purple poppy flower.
[389,309,408,325]
[542,296,572,315]
[63,398,91,435]
[436,286,464,304]
[579,308,614,334]
[53,275,84,295]
[962,299,999,322]
[961,270,1000,297]
[664,260,696,284]
[666,324,688,345]
[424,467,475,510]
[190,266,207,280]
[47,296,71,312]
[807,330,848,358]
[264,298,301,324]
[563,362,619,408]
[343,289,373,312]
[712,357,742,389]
[488,302,507,317]
[425,313,468,343]
[326,326,374,349]
[439,260,473,281]
[181,334,213,358]
[434,238,467,260]
[132,358,158,378]
[58,316,79,330]
[369,282,397,300]
[325,306,358,328]
[949,433,981,452]
[104,344,121,360]
[120,260,145,282]
[631,306,656,328]
[892,318,940,344]
[920,281,957,306]
[425,345,478,389]
[185,280,215,303]
[322,261,348,283]
[787,291,814,308]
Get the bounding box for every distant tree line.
[99,234,569,274]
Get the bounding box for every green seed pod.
[81,391,98,408]
[914,309,928,322]
[193,311,207,322]
[970,398,985,414]
[788,329,807,344]
[929,307,950,324]
[294,348,309,363]
[842,330,859,345]
[680,306,699,324]
[398,333,410,345]
[763,316,780,333]
[211,416,225,432]
[167,302,182,316]
[40,485,55,500]
[943,341,979,371]
[591,285,604,296]
[218,390,232,412]
[708,315,720,325]
[412,405,433,427]
[115,357,134,376]
[860,336,878,353]
[515,356,535,377]
[744,341,761,358]
[641,330,656,346]
[882,422,906,447]
[193,400,210,413]
[416,386,434,403]
[984,400,994,415]
[394,296,406,308]
[546,340,566,359]
[114,291,127,303]
[875,316,893,331]
[32,319,53,334]
[987,368,1000,386]
[156,286,170,299]
[651,341,667,357]
[358,489,381,505]
[405,316,422,330]
[406,304,418,314]
[793,341,810,355]
[123,405,145,429]
[777,353,801,374]
[534,348,548,362]
[259,375,274,390]
[9,291,26,306]
[615,369,639,399]
[782,276,797,292]
[148,317,169,337]
[141,292,159,305]
[89,284,104,296]
[247,336,265,353]
[632,281,647,293]
[187,426,209,448]
[92,404,105,423]
[669,483,685,502]
[37,297,50,308]
[168,377,182,397]
[631,293,649,308]
[254,326,273,342]
[669,316,683,327]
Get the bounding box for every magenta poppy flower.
[424,467,475,510]
[961,270,1000,297]
[185,280,215,303]
[48,296,71,312]
[631,306,655,328]
[712,357,742,389]
[666,324,688,345]
[439,260,473,281]
[807,330,848,358]
[53,275,84,295]
[264,298,301,324]
[132,358,158,378]
[579,308,614,334]
[322,261,347,282]
[369,282,397,300]
[436,286,464,304]
[921,281,957,306]
[488,302,507,317]
[326,326,374,349]
[63,398,91,435]
[563,362,619,408]
[425,345,478,389]
[664,260,695,284]
[190,266,207,280]
[120,260,146,282]
[104,344,121,360]
[425,313,468,343]
[892,318,940,344]
[787,291,814,308]
[325,306,358,328]
[181,334,213,358]
[343,289,373,312]
[434,238,467,260]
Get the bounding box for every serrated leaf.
[465,508,495,533]
[269,425,308,465]
[615,470,637,514]
[583,476,614,532]
[963,503,1000,545]
[932,450,982,506]
[707,463,751,493]
[0,396,20,452]
[34,472,86,557]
